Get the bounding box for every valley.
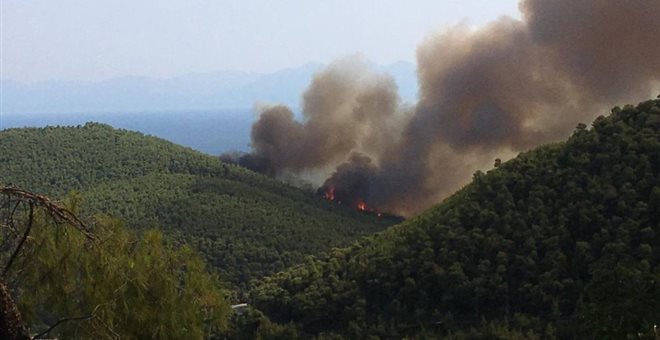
[1,97,659,338]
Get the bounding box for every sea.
[0,109,256,155]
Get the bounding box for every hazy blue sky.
[2,0,520,82]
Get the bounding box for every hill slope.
[0,123,396,285]
[248,98,660,338]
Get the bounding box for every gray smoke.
[234,0,660,216]
[245,58,403,176]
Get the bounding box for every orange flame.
[322,190,380,215]
[324,187,336,201]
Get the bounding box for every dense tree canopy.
[4,97,660,338]
[0,123,395,286]
[0,190,230,339]
[249,98,660,338]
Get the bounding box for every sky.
[2,0,520,83]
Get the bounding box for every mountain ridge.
[244,97,660,338]
[1,61,417,115]
[0,122,397,286]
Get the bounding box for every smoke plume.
[230,0,660,216]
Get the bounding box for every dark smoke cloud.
[243,58,403,176]
[232,0,660,216]
[318,153,378,208]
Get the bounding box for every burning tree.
[318,153,377,212]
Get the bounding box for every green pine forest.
[0,123,397,287]
[1,97,659,338]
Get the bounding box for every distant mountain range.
[1,61,417,115]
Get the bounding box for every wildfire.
[320,187,384,217]
[324,187,336,201]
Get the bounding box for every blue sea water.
[0,109,255,155]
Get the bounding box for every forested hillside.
[0,123,395,286]
[5,101,660,338]
[247,98,660,338]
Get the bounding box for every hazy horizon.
[2,0,520,83]
[0,59,419,115]
[1,59,410,84]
